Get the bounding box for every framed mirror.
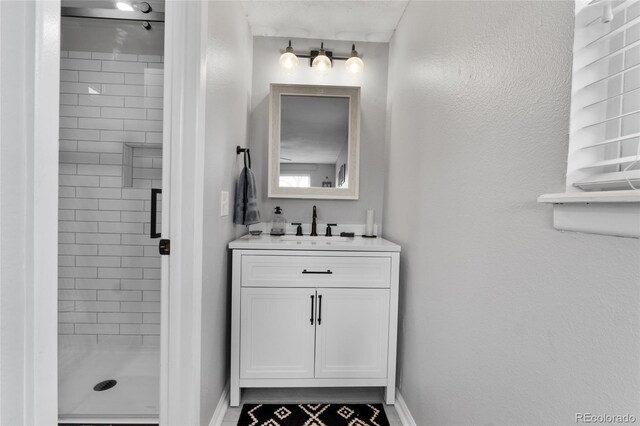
[268,84,361,199]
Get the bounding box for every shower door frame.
[32,1,209,423]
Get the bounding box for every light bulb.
[312,51,332,76]
[279,41,299,74]
[116,1,134,11]
[345,56,364,74]
[279,51,299,74]
[345,44,364,75]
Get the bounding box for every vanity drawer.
[241,255,391,288]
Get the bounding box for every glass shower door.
[57,2,165,421]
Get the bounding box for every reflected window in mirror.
[279,174,311,188]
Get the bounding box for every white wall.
[384,2,640,425]
[334,143,348,188]
[249,37,388,228]
[200,2,252,424]
[0,1,59,423]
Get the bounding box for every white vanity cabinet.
[240,287,389,380]
[229,235,401,407]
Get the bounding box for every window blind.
[569,0,640,191]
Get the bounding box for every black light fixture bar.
[283,41,353,67]
[296,52,350,60]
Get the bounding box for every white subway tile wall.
[58,50,163,346]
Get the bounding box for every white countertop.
[228,234,401,252]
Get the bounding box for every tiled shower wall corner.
[58,50,163,346]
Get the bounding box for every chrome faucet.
[310,205,318,236]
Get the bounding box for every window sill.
[538,191,640,238]
[538,190,640,204]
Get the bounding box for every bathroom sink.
[280,236,354,244]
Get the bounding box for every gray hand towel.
[233,166,261,226]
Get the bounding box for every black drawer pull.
[302,269,333,274]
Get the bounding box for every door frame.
[161,1,208,424]
[30,1,62,423]
[32,1,208,423]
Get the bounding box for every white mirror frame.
[268,84,361,199]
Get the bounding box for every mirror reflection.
[279,95,349,189]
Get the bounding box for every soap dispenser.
[270,206,286,236]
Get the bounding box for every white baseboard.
[394,388,417,426]
[208,383,230,426]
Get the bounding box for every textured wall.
[57,50,163,346]
[384,1,640,424]
[249,37,389,229]
[200,2,253,424]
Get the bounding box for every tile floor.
[221,387,402,425]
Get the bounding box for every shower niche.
[122,144,162,189]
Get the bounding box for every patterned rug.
[237,403,390,426]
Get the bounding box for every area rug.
[237,403,390,426]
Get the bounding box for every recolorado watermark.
[576,413,637,424]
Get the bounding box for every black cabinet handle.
[302,269,332,274]
[317,294,322,325]
[310,295,315,325]
[150,188,161,239]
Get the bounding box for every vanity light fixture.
[279,41,363,76]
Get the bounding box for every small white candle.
[365,209,374,236]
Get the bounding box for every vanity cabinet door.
[314,288,390,379]
[240,288,316,379]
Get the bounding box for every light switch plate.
[221,190,229,217]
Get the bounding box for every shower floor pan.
[58,345,159,423]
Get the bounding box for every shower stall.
[58,1,165,421]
